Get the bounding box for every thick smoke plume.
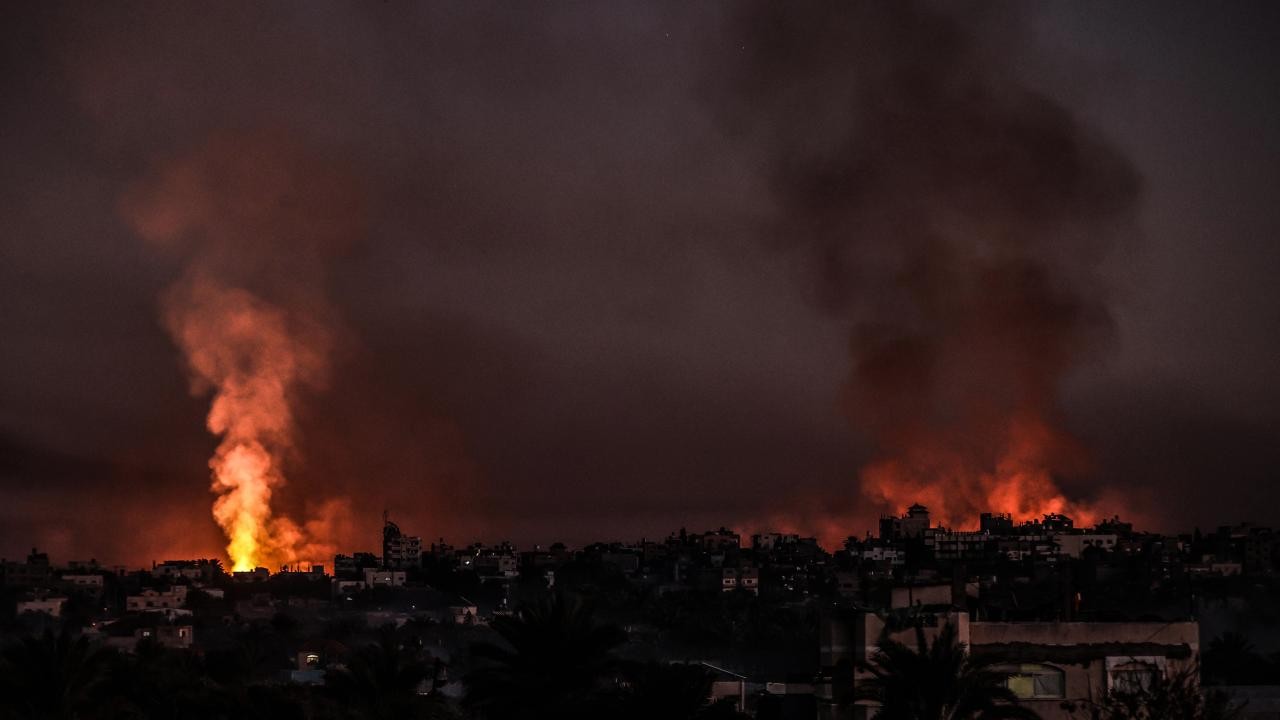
[122,131,361,570]
[723,3,1141,528]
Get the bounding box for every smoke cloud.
[719,2,1141,529]
[122,131,362,569]
[2,3,1278,562]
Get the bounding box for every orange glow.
[121,132,364,572]
[861,413,1097,530]
[210,441,276,571]
[166,277,332,571]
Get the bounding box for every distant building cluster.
[4,506,1280,718]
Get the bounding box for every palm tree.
[0,628,117,720]
[325,624,454,719]
[1203,632,1271,685]
[853,622,1041,720]
[463,593,628,720]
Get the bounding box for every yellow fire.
[211,442,275,572]
[165,277,328,572]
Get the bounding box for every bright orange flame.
[211,442,276,572]
[861,413,1097,530]
[165,277,331,571]
[122,132,363,572]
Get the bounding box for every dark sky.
[1,2,1278,565]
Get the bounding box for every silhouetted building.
[879,503,931,540]
[1,548,52,588]
[383,516,422,569]
[980,512,1014,535]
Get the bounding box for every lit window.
[996,664,1065,699]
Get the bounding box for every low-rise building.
[17,596,66,616]
[60,573,105,588]
[333,579,366,597]
[879,504,931,540]
[473,553,519,580]
[888,583,953,609]
[697,528,742,551]
[969,620,1198,720]
[1054,534,1118,558]
[126,586,189,612]
[103,621,195,652]
[153,560,209,581]
[363,568,407,587]
[820,610,1198,720]
[2,549,52,588]
[930,530,993,561]
[860,546,904,565]
[232,567,270,583]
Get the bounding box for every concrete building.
[363,568,407,587]
[930,530,993,561]
[91,611,197,652]
[888,583,954,609]
[969,620,1198,720]
[1054,534,1119,558]
[474,553,519,580]
[860,546,904,565]
[383,518,423,569]
[599,552,641,575]
[127,586,189,612]
[697,528,742,551]
[333,579,366,596]
[980,513,1015,534]
[450,601,481,625]
[334,552,380,579]
[232,567,270,583]
[712,566,760,595]
[820,610,1199,720]
[16,596,66,616]
[753,533,801,552]
[835,571,859,599]
[2,549,52,588]
[879,504,931,540]
[60,573,105,588]
[152,560,214,581]
[103,623,195,652]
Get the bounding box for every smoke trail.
[123,131,361,570]
[161,277,330,570]
[719,3,1140,528]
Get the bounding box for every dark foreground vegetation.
[0,594,753,720]
[0,593,1250,720]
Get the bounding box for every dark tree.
[463,593,628,720]
[0,628,116,720]
[324,624,455,720]
[619,661,749,720]
[1202,632,1275,686]
[1064,665,1243,720]
[853,622,1041,720]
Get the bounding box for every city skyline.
[0,502,1218,573]
[3,2,1279,570]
